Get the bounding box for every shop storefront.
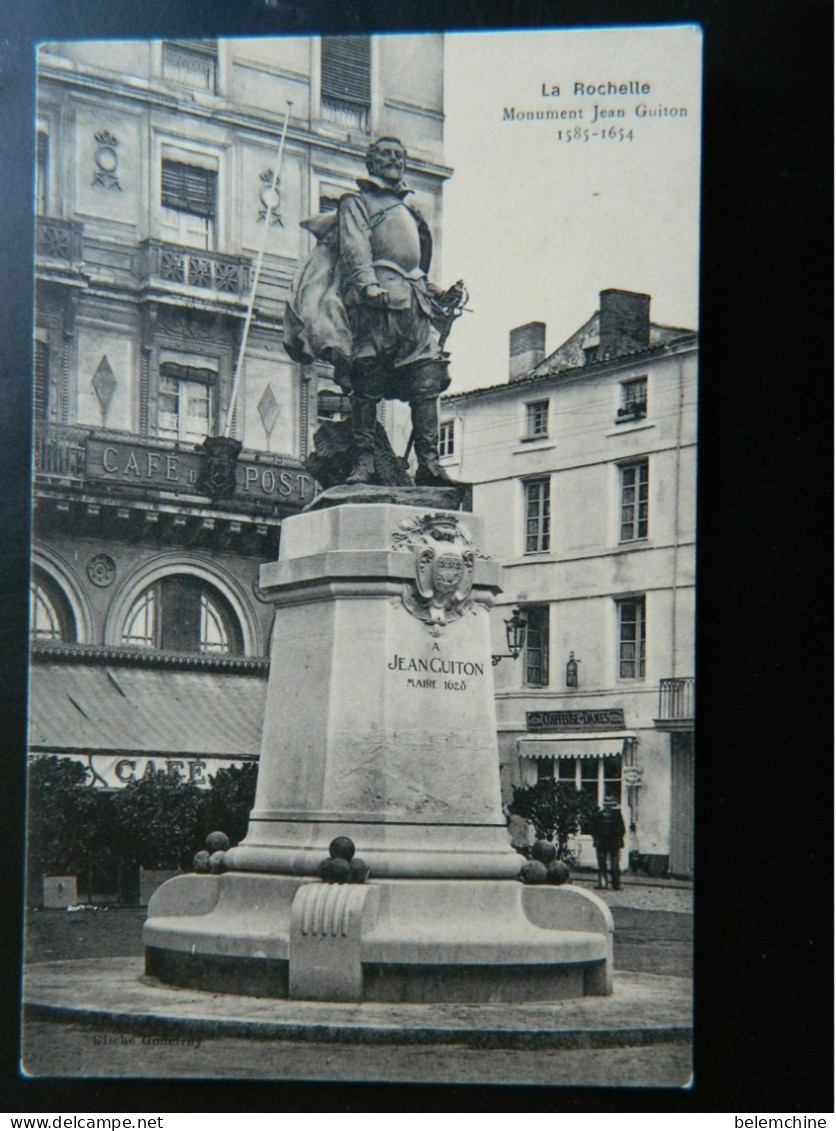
[502,706,641,871]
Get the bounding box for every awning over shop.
[517,733,635,760]
[29,661,267,759]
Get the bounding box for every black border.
[2,0,832,1114]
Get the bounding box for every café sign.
[526,707,625,731]
[86,754,252,789]
[87,438,316,508]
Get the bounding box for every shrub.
[26,756,113,901]
[506,779,597,861]
[113,767,204,871]
[201,763,258,846]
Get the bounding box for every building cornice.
[444,334,699,404]
[37,57,454,182]
[30,641,270,675]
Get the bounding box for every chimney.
[598,289,651,358]
[509,321,546,382]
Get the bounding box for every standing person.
[284,135,466,487]
[592,796,626,890]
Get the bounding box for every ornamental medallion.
[87,553,116,588]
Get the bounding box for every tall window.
[617,376,648,421]
[524,477,550,553]
[157,362,215,442]
[161,159,217,250]
[557,756,623,832]
[36,130,49,215]
[617,596,646,679]
[320,36,371,131]
[30,570,76,643]
[438,419,455,458]
[122,576,242,655]
[523,606,549,687]
[620,459,649,541]
[525,399,549,439]
[162,41,218,92]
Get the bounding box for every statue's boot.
[411,396,456,487]
[346,395,378,485]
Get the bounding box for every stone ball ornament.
[348,858,370,884]
[208,851,227,874]
[318,836,369,883]
[324,858,351,884]
[192,850,211,874]
[206,831,230,854]
[518,860,549,885]
[547,860,571,886]
[530,840,556,866]
[328,835,356,862]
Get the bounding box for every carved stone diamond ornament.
[92,355,117,418]
[392,512,488,628]
[257,383,280,436]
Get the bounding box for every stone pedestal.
[144,503,613,1001]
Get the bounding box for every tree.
[506,779,597,860]
[112,767,204,871]
[26,755,113,902]
[201,762,257,846]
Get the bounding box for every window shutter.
[34,338,49,420]
[321,36,371,104]
[161,161,217,218]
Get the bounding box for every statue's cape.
[283,211,352,382]
[283,186,433,385]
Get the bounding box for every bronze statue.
[284,136,466,489]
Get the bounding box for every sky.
[439,26,702,392]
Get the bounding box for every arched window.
[121,575,243,655]
[30,569,76,642]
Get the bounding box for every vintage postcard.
[22,24,701,1088]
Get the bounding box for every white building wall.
[442,338,697,869]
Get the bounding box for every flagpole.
[223,100,293,439]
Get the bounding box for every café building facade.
[30,34,450,799]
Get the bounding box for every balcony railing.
[139,240,251,298]
[321,95,370,133]
[162,42,217,93]
[36,217,84,268]
[657,676,695,723]
[34,422,87,480]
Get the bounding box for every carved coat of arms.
[392,513,488,628]
[201,436,242,499]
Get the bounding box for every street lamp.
[491,607,528,666]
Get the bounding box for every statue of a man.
[284,136,465,488]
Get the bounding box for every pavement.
[571,873,693,913]
[21,876,693,1085]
